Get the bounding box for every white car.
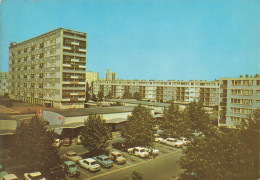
[144,147,159,155]
[154,137,164,143]
[164,138,177,146]
[179,137,190,145]
[63,151,82,162]
[128,147,149,158]
[78,158,100,172]
[2,174,18,180]
[24,172,46,180]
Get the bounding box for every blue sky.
[0,0,259,80]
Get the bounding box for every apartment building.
[86,71,99,85]
[8,28,87,109]
[0,72,9,96]
[92,80,219,106]
[219,75,260,127]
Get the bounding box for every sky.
[0,0,259,81]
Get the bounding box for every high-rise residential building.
[92,79,219,106]
[105,69,117,81]
[0,72,9,96]
[8,28,87,109]
[86,71,99,85]
[218,75,260,127]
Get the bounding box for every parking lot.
[61,134,182,180]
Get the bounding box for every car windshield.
[91,162,97,165]
[70,154,77,157]
[140,149,145,152]
[103,158,109,161]
[28,174,44,180]
[69,164,76,168]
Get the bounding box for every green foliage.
[11,115,61,174]
[133,91,142,101]
[122,104,156,147]
[161,102,188,137]
[106,91,113,99]
[97,90,104,101]
[80,115,109,155]
[179,109,259,180]
[92,94,98,102]
[122,89,132,99]
[85,82,91,103]
[183,101,209,133]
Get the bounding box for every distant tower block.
[105,68,117,81]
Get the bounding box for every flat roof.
[107,99,170,107]
[44,106,135,117]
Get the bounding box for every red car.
[63,138,72,146]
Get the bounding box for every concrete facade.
[86,71,99,85]
[93,80,219,106]
[0,72,9,96]
[218,75,260,127]
[8,28,87,109]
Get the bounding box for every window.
[24,48,27,53]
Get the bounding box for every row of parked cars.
[0,165,18,180]
[154,135,190,148]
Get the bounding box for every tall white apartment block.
[8,28,87,109]
[86,71,99,85]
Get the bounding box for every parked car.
[0,171,9,180]
[109,151,126,164]
[63,161,80,177]
[154,137,165,143]
[112,142,128,152]
[62,137,72,146]
[48,165,66,180]
[174,140,184,148]
[24,172,46,180]
[2,174,18,180]
[179,137,190,145]
[144,147,159,156]
[78,158,100,172]
[92,155,113,168]
[52,138,61,148]
[63,151,82,162]
[128,147,149,158]
[164,138,177,146]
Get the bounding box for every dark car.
[48,166,67,180]
[112,142,128,152]
[63,138,72,146]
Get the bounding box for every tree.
[183,101,209,133]
[11,115,61,174]
[122,89,132,99]
[97,90,104,102]
[106,91,113,99]
[92,94,98,102]
[80,115,109,155]
[179,110,259,180]
[133,91,142,101]
[122,104,156,147]
[161,102,188,137]
[85,82,91,103]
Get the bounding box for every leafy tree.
[97,90,104,101]
[161,102,188,137]
[106,91,113,99]
[179,110,259,180]
[183,100,209,133]
[11,115,61,174]
[92,94,98,102]
[133,91,143,101]
[85,82,91,103]
[80,115,109,155]
[122,104,156,147]
[122,89,132,99]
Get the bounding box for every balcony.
[71,58,79,62]
[62,81,70,84]
[63,64,71,67]
[71,42,79,45]
[62,98,70,101]
[63,34,86,41]
[71,76,79,78]
[70,93,78,95]
[79,65,86,68]
[78,98,85,101]
[63,46,72,50]
[78,82,86,85]
[79,49,86,52]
